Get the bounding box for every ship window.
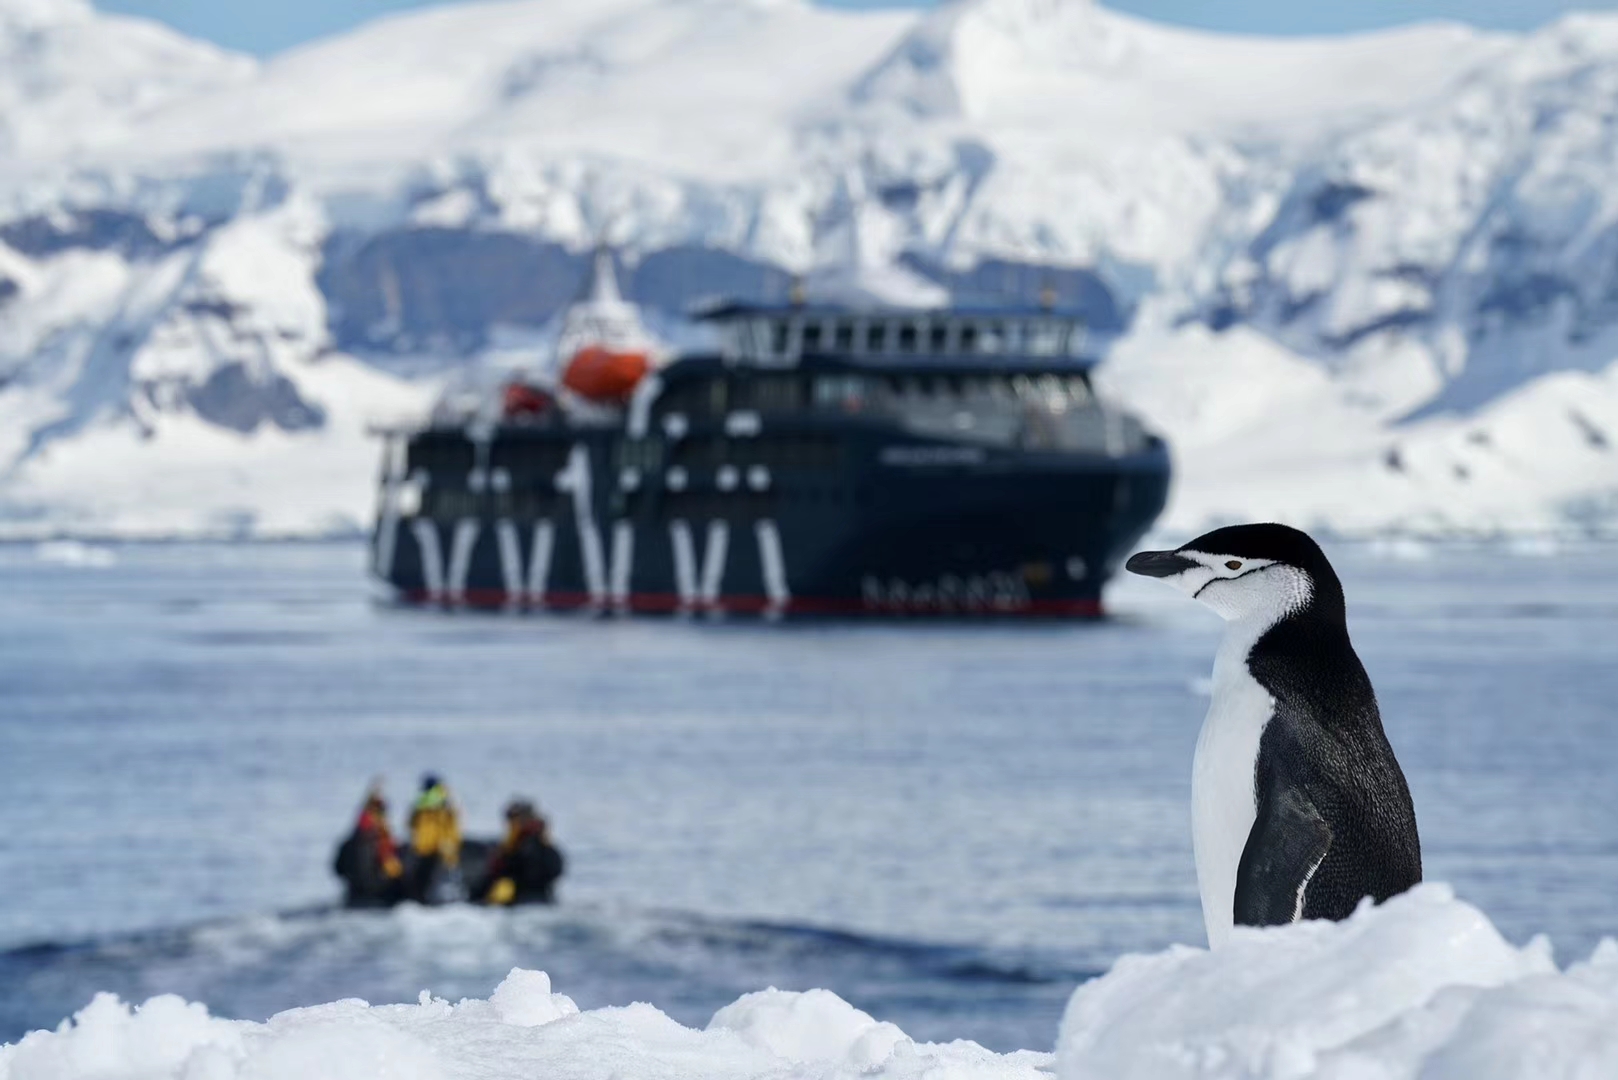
[833,319,855,352]
[959,323,978,352]
[658,376,728,418]
[863,322,885,353]
[897,323,919,353]
[770,319,791,356]
[802,321,823,353]
[745,375,802,413]
[748,318,772,357]
[1029,320,1063,356]
[1067,374,1092,404]
[813,375,867,413]
[1035,374,1068,409]
[929,323,949,353]
[980,321,1005,353]
[1003,321,1026,353]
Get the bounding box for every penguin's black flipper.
[1234,784,1333,929]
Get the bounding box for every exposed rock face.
[184,364,324,434]
[320,230,588,356]
[0,210,190,260]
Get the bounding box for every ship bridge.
[697,302,1091,368]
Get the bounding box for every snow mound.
[6,888,1617,1080]
[708,987,908,1067]
[0,968,1049,1080]
[1058,883,1618,1080]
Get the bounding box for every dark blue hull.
[373,423,1170,618]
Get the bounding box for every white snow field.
[1,0,1617,537]
[4,887,1615,1080]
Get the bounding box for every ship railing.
[719,312,1088,365]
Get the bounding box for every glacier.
[0,0,1616,537]
[5,886,1616,1079]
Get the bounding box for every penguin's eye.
[1225,560,1243,571]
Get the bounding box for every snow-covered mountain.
[0,0,1614,538]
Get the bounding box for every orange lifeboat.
[561,345,650,404]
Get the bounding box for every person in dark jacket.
[334,790,403,908]
[474,800,564,906]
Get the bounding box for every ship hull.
[374,429,1170,619]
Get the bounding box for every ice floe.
[5,885,1615,1080]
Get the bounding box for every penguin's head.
[1125,523,1343,624]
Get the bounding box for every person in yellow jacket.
[405,774,462,903]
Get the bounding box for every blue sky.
[96,0,1613,57]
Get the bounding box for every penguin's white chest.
[1192,627,1276,949]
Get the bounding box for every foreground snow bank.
[0,970,1046,1080]
[5,887,1615,1080]
[1059,884,1618,1079]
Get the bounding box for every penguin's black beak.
[1125,550,1199,578]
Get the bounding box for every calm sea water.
[1,539,1615,1050]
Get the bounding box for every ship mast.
[554,245,650,365]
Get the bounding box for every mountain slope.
[0,0,250,162]
[0,0,1614,538]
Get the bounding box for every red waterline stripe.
[398,589,1103,618]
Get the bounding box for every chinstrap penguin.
[1126,523,1420,948]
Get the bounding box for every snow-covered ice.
[1,969,1047,1080]
[1057,884,1618,1080]
[5,888,1616,1080]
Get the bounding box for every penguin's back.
[1247,614,1421,922]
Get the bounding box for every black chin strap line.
[1192,561,1282,600]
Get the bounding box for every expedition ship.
[372,259,1171,617]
